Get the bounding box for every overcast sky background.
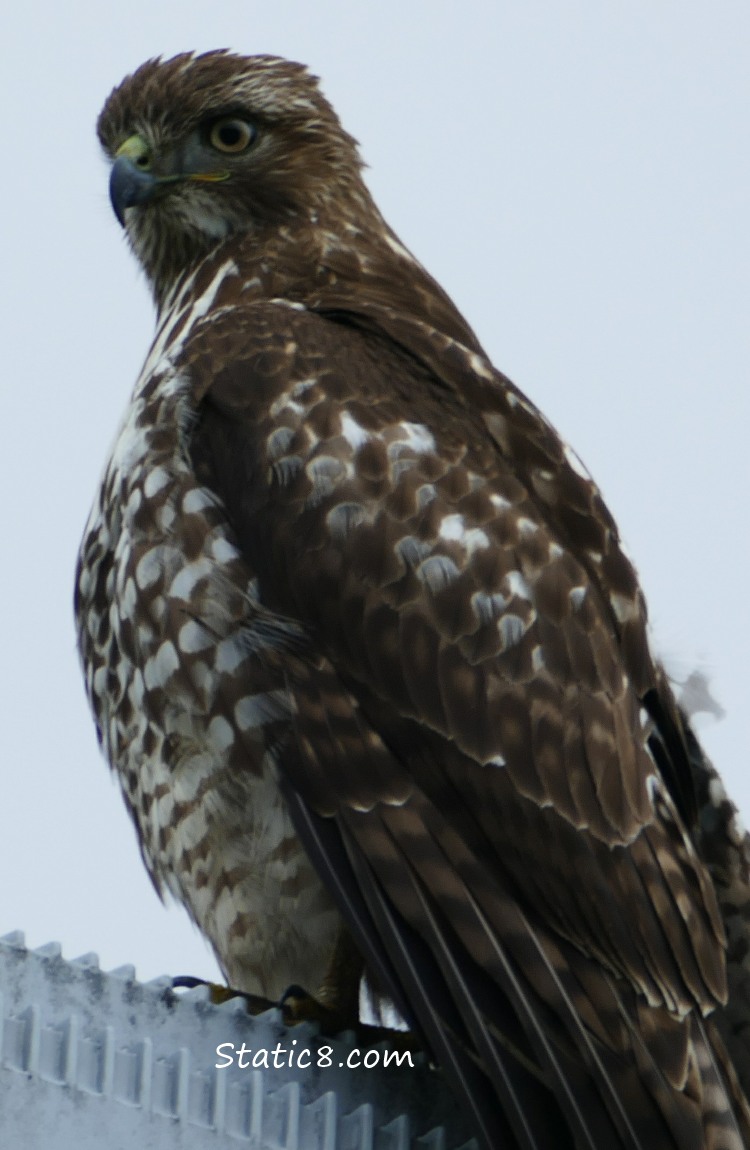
[1,2,748,987]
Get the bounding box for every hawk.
[76,51,750,1149]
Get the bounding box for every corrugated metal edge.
[0,931,478,1149]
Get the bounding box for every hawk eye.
[208,118,256,154]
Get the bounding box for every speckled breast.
[75,265,339,999]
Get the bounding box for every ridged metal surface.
[0,931,477,1148]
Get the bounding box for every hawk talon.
[279,983,352,1032]
[171,975,275,1014]
[278,983,415,1049]
[171,974,205,990]
[278,983,309,1003]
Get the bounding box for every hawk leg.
[280,926,364,1033]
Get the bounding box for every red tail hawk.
[76,52,750,1149]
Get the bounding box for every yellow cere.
[115,134,151,165]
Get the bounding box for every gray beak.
[109,155,160,227]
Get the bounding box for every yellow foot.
[279,984,419,1052]
[279,983,357,1034]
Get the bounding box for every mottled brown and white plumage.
[75,51,750,1149]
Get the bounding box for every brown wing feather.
[686,724,750,1100]
[188,299,749,1148]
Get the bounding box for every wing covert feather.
[186,299,746,1149]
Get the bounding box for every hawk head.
[97,51,367,303]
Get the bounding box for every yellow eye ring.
[208,118,256,154]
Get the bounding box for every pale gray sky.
[2,2,748,987]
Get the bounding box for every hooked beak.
[109,135,168,227]
[109,154,163,227]
[108,133,231,228]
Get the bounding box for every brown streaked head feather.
[97,51,369,306]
